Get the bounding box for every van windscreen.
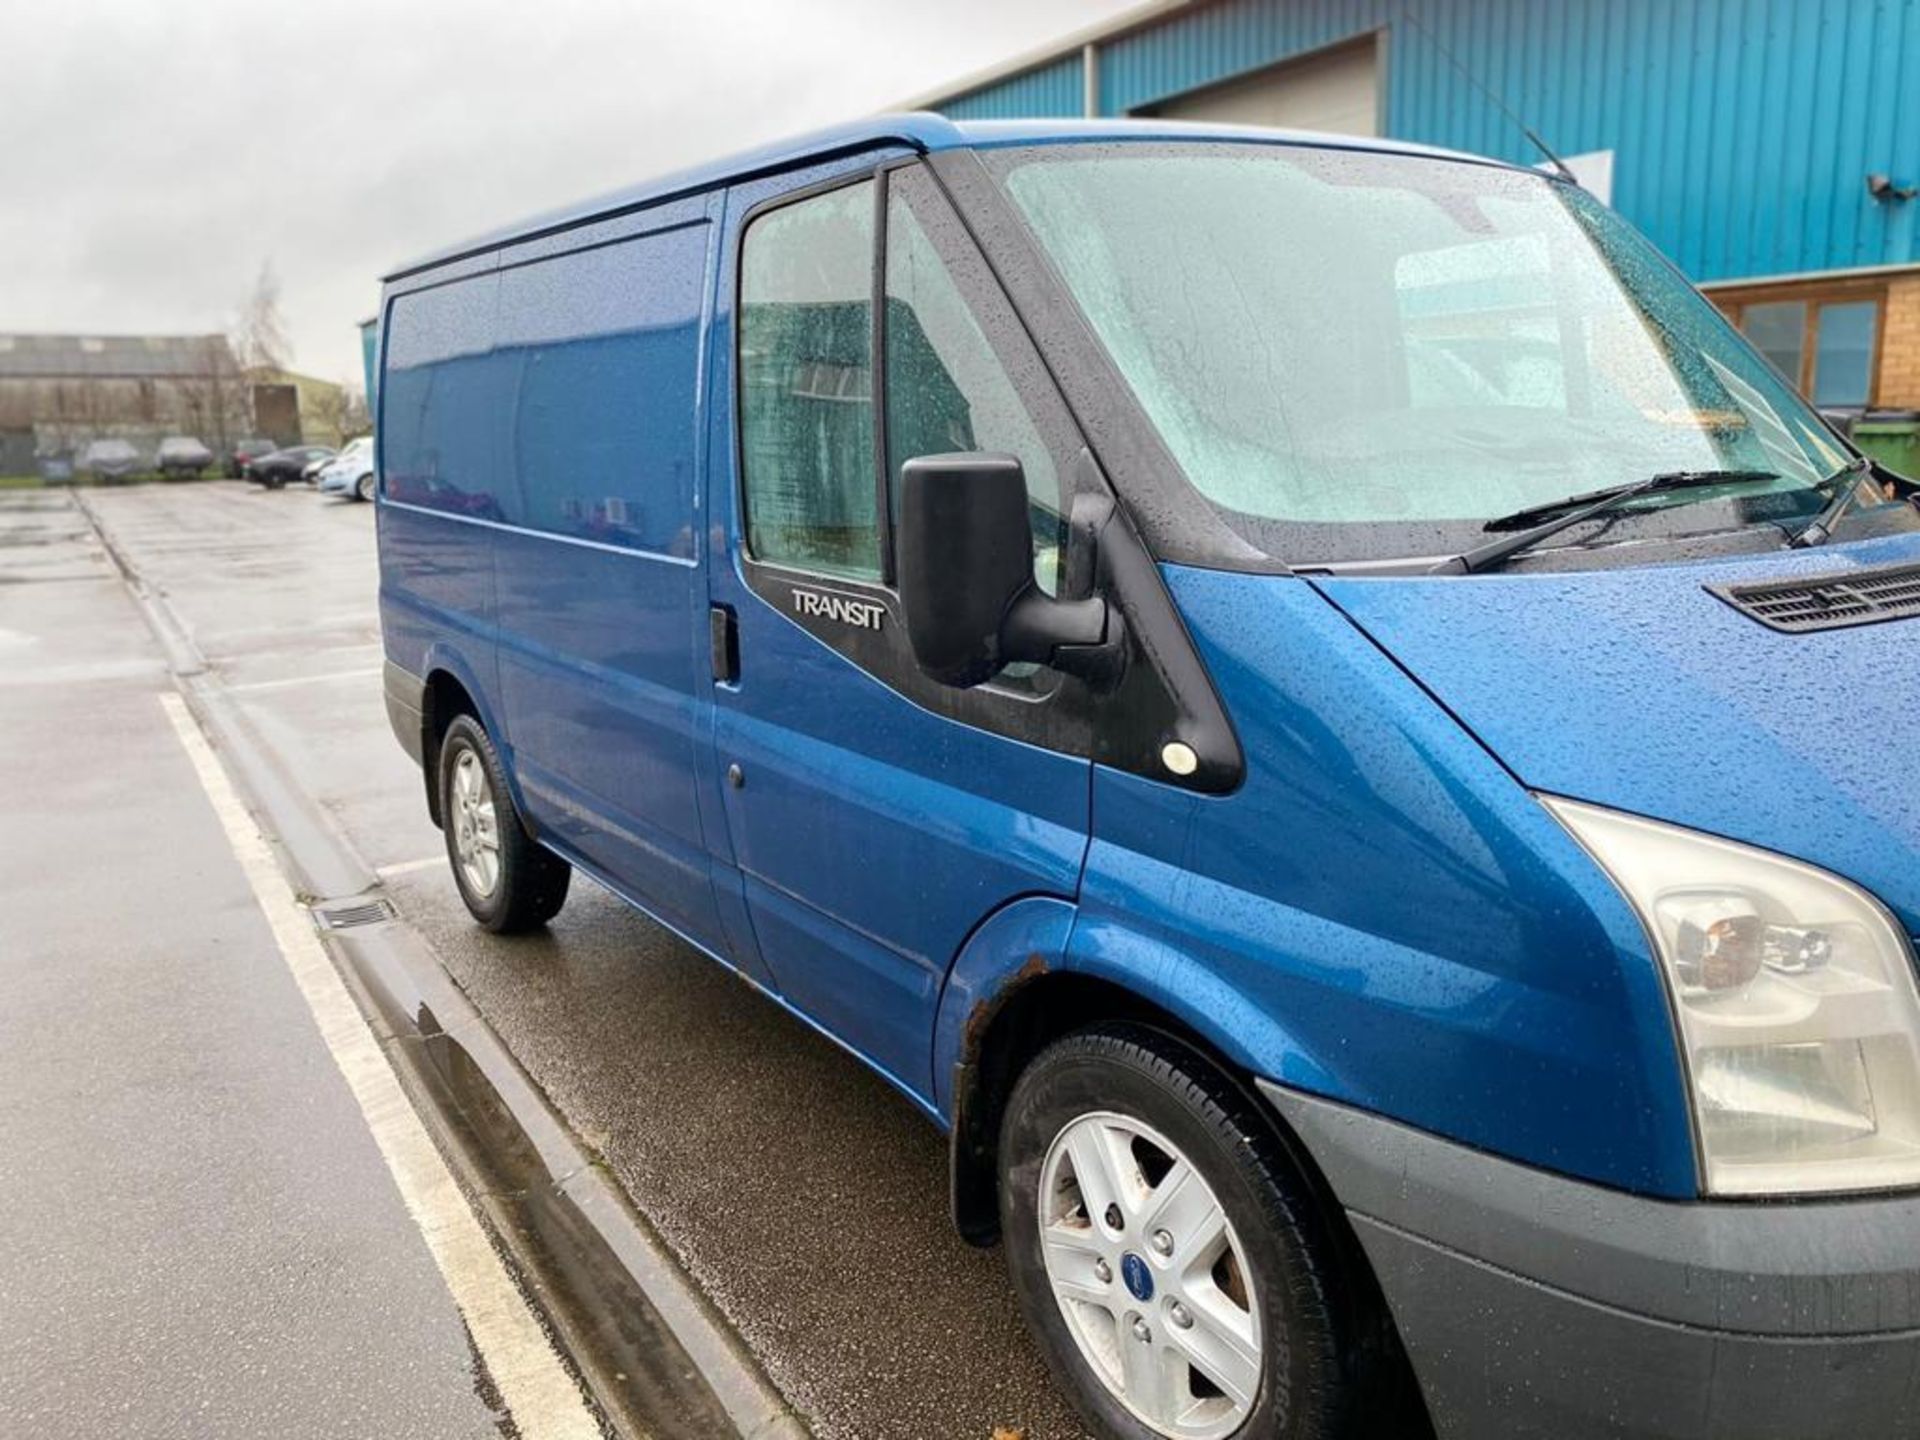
[990,143,1854,567]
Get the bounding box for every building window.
[1739,302,1805,389]
[1718,285,1884,408]
[1814,301,1877,406]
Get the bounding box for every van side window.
[383,275,509,521]
[738,180,880,581]
[885,178,1064,596]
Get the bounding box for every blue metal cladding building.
[914,0,1920,410]
[359,317,379,417]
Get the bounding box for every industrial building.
[912,0,1920,414]
[0,334,251,474]
[0,333,349,474]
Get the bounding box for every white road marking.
[377,855,449,879]
[157,691,601,1440]
[225,666,384,693]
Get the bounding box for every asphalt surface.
[0,490,520,1439]
[81,480,1090,1440]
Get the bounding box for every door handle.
[709,603,740,683]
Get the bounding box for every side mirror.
[898,452,1112,689]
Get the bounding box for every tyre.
[355,472,374,502]
[999,1026,1410,1440]
[436,714,570,932]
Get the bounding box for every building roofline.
[894,0,1194,111]
[0,332,237,381]
[248,366,343,388]
[0,331,227,345]
[1696,258,1920,291]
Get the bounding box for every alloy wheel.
[450,747,501,898]
[1038,1110,1262,1439]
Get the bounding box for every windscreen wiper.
[1788,456,1874,548]
[1427,469,1780,576]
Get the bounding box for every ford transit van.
[377,115,1920,1440]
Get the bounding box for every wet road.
[82,481,1090,1440]
[0,491,547,1439]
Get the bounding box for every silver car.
[316,437,376,501]
[78,439,142,481]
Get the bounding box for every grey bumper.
[1258,1081,1920,1439]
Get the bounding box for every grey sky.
[0,0,1128,389]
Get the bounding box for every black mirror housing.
[898,452,1111,689]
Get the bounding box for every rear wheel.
[1000,1026,1406,1440]
[436,715,570,932]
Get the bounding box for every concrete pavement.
[0,490,566,1439]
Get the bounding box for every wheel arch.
[942,912,1343,1253]
[947,927,1432,1428]
[418,651,512,828]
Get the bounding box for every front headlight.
[1546,797,1920,1196]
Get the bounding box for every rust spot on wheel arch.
[961,951,1050,1057]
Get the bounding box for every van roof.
[386,112,1524,281]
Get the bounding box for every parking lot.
[18,479,1088,1440]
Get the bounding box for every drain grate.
[311,898,397,931]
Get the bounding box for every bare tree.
[307,382,371,445]
[166,336,249,456]
[232,261,291,375]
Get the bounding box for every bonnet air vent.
[1710,560,1920,633]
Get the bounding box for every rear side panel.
[487,199,722,953]
[377,255,505,726]
[377,197,729,958]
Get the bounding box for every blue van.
[377,115,1920,1440]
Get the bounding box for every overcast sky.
[0,0,1129,388]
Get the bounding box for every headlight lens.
[1546,797,1920,1196]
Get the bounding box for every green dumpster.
[1851,410,1920,479]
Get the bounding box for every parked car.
[226,437,278,478]
[77,438,142,481]
[377,115,1920,1440]
[36,451,73,484]
[246,445,335,489]
[315,437,375,501]
[155,436,214,478]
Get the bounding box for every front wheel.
[437,715,570,932]
[354,472,374,502]
[1000,1027,1410,1440]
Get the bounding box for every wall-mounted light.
[1867,172,1917,203]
